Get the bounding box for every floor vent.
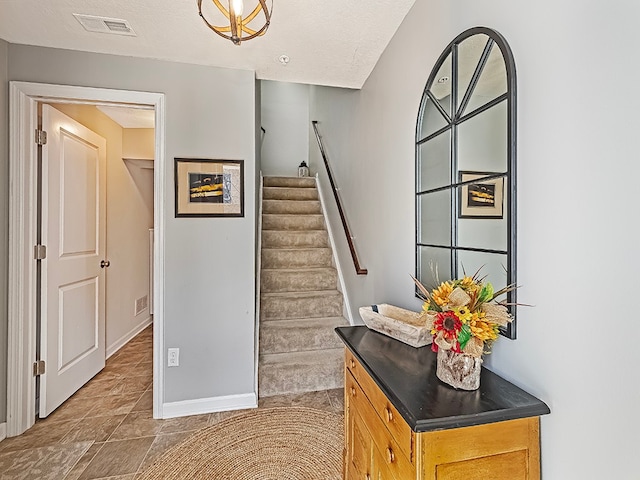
[73,14,137,36]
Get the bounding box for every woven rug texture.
[138,406,344,480]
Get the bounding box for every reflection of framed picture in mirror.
[175,158,244,217]
[458,171,504,219]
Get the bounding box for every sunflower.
[431,281,453,307]
[453,306,472,323]
[457,275,479,292]
[469,318,499,342]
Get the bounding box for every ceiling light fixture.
[197,0,272,46]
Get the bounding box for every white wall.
[7,44,257,405]
[260,80,310,176]
[310,0,640,478]
[49,104,154,354]
[123,128,155,160]
[0,38,8,424]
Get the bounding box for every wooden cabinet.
[345,366,413,480]
[343,349,543,480]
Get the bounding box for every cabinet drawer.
[345,351,415,462]
[346,373,414,480]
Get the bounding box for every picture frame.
[174,158,244,217]
[458,171,504,219]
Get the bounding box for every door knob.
[100,260,110,268]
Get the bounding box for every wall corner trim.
[161,393,257,419]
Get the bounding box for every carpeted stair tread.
[264,176,316,188]
[261,267,338,293]
[261,290,343,320]
[262,247,333,268]
[259,317,347,354]
[263,214,325,231]
[263,187,319,201]
[262,230,329,248]
[263,199,322,215]
[258,348,344,397]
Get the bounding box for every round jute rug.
[138,406,344,480]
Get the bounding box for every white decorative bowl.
[359,304,432,348]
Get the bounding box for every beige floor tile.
[101,362,135,378]
[108,411,164,441]
[45,394,101,423]
[109,376,152,395]
[75,377,122,399]
[159,413,210,434]
[88,393,144,418]
[131,390,153,413]
[0,418,80,453]
[0,441,91,480]
[136,431,191,473]
[129,362,152,377]
[77,437,155,480]
[62,442,105,480]
[60,415,126,444]
[107,351,149,367]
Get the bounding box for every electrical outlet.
[168,348,179,367]
[135,295,148,316]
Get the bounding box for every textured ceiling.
[0,0,416,89]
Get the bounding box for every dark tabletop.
[336,326,550,433]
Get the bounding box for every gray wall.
[7,44,257,404]
[0,39,8,424]
[310,0,640,478]
[260,81,310,176]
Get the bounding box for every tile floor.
[0,326,345,479]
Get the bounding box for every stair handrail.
[312,121,367,275]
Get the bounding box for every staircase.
[258,176,347,397]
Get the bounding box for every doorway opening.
[36,102,155,418]
[7,82,166,437]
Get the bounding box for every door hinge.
[34,244,47,260]
[35,129,47,146]
[33,360,46,376]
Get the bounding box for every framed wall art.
[174,158,244,217]
[458,171,504,219]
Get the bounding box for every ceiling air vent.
[73,14,137,36]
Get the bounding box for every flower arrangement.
[412,273,514,358]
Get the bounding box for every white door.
[39,105,107,417]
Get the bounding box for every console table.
[336,326,550,480]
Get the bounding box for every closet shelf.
[123,158,154,169]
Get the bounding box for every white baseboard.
[161,393,257,419]
[107,316,153,358]
[0,422,6,442]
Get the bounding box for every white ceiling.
[96,105,155,128]
[0,0,416,89]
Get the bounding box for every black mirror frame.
[415,26,518,339]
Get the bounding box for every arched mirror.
[415,27,517,339]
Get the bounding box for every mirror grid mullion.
[458,39,494,118]
[450,44,459,277]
